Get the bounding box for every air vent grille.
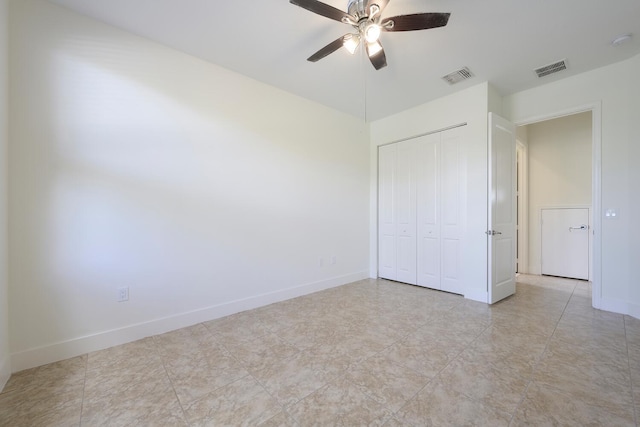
[534,59,567,78]
[442,67,474,85]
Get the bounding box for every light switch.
[605,208,619,219]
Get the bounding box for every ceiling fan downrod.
[347,0,370,20]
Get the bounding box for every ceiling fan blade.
[382,12,450,32]
[289,0,351,23]
[307,36,347,62]
[366,41,387,70]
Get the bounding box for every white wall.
[525,112,592,275]
[9,0,370,371]
[0,0,11,388]
[504,54,640,316]
[629,55,640,319]
[369,82,492,303]
[516,126,528,146]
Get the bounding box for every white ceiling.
[48,0,640,121]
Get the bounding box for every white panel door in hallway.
[541,208,589,280]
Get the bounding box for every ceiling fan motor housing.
[347,0,369,20]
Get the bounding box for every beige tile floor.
[1,274,638,426]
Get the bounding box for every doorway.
[516,110,595,284]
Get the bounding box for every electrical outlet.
[331,255,337,265]
[319,258,324,268]
[117,287,129,302]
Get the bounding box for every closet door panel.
[378,127,465,293]
[440,128,463,294]
[395,141,417,285]
[378,144,397,280]
[442,238,460,286]
[416,134,440,289]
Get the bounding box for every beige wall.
[9,0,369,370]
[523,112,592,275]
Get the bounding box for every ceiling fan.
[289,0,451,70]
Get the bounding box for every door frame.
[516,141,528,274]
[513,102,601,309]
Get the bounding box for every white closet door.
[395,140,417,285]
[440,128,463,294]
[378,144,397,280]
[378,127,464,291]
[416,133,440,289]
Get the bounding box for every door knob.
[485,230,502,236]
[569,224,588,232]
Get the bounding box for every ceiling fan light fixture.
[369,4,381,19]
[364,23,381,43]
[367,40,383,57]
[343,33,361,54]
[341,15,358,26]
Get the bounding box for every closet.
[378,126,464,294]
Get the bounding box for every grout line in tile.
[390,319,493,420]
[4,276,629,426]
[206,321,302,425]
[623,315,639,427]
[507,278,577,426]
[77,354,88,427]
[153,331,190,425]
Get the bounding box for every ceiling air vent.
[442,67,474,85]
[534,59,567,78]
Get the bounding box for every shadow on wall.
[10,0,368,353]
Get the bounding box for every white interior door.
[440,128,462,294]
[416,133,440,289]
[488,113,516,304]
[541,208,589,280]
[395,140,417,285]
[378,144,396,280]
[379,127,464,291]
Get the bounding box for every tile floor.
[1,274,638,426]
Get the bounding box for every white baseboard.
[0,355,10,391]
[464,288,488,304]
[600,297,632,317]
[629,302,640,321]
[10,271,368,372]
